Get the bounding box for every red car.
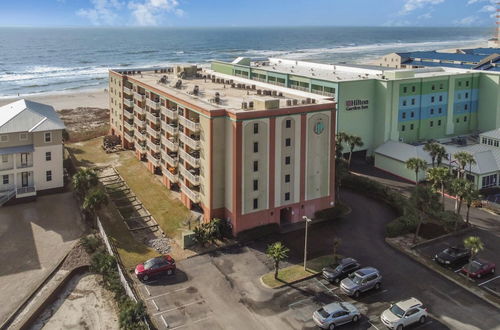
[135,255,176,281]
[460,259,496,279]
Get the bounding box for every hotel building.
[0,100,66,206]
[108,63,336,234]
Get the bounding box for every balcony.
[124,130,134,141]
[134,104,145,116]
[17,185,36,197]
[179,164,200,185]
[146,111,160,125]
[136,142,147,154]
[162,166,178,183]
[179,132,201,150]
[179,149,200,168]
[123,108,134,120]
[135,117,146,129]
[123,87,133,96]
[161,136,179,152]
[180,182,200,203]
[124,120,134,131]
[161,122,178,135]
[179,116,200,132]
[147,139,161,153]
[161,149,178,167]
[146,125,160,139]
[134,129,146,141]
[123,98,134,108]
[147,153,160,167]
[161,106,178,120]
[17,161,33,169]
[146,98,161,110]
[134,91,145,102]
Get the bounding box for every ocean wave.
[0,65,109,82]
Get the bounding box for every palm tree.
[423,142,441,168]
[83,188,108,218]
[463,184,480,226]
[406,157,427,185]
[427,167,450,210]
[266,242,290,279]
[453,152,476,179]
[335,158,348,202]
[435,145,447,167]
[73,168,98,197]
[410,185,440,243]
[335,132,349,159]
[451,178,469,229]
[347,135,364,169]
[463,236,484,282]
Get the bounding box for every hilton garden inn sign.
[345,99,369,111]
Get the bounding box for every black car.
[434,246,471,267]
[322,258,361,284]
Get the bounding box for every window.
[430,109,434,115]
[46,170,52,181]
[482,174,497,188]
[253,142,258,153]
[19,133,28,141]
[253,123,259,134]
[0,135,8,143]
[44,132,52,143]
[466,81,469,87]
[285,119,291,128]
[253,179,258,191]
[2,175,8,185]
[438,120,442,126]
[495,140,499,147]
[458,81,462,87]
[412,86,416,92]
[438,108,442,114]
[403,87,407,93]
[458,93,462,100]
[285,138,291,147]
[465,92,469,99]
[464,116,467,122]
[456,118,460,123]
[285,174,290,183]
[253,161,258,172]
[285,156,291,165]
[431,84,435,91]
[430,121,434,127]
[464,104,468,110]
[439,83,444,89]
[1,155,7,163]
[488,139,493,145]
[431,96,435,103]
[284,192,290,201]
[410,124,414,130]
[439,95,443,102]
[401,125,406,132]
[45,152,52,161]
[411,98,415,105]
[482,137,487,144]
[402,100,407,106]
[402,112,406,119]
[253,198,258,209]
[410,111,414,118]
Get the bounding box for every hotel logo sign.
[345,99,369,111]
[313,120,325,135]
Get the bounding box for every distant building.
[108,65,336,234]
[0,100,66,205]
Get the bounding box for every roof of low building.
[0,99,65,134]
[480,128,500,140]
[374,140,432,164]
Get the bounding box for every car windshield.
[389,304,405,318]
[317,308,330,318]
[335,264,344,271]
[443,248,457,256]
[351,274,363,284]
[144,258,158,270]
[467,261,482,272]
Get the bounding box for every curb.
[0,240,79,330]
[385,238,500,311]
[259,271,320,290]
[410,226,475,249]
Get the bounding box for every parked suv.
[434,246,470,267]
[381,297,428,330]
[340,267,382,298]
[322,258,361,284]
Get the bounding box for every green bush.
[119,299,148,330]
[80,235,102,254]
[90,250,117,275]
[438,211,462,231]
[386,214,418,237]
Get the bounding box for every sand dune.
[0,89,109,110]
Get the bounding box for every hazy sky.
[0,0,497,27]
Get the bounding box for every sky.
[0,0,497,27]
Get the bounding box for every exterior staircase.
[0,189,16,206]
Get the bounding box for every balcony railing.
[136,142,147,153]
[124,120,134,131]
[124,130,134,141]
[134,104,145,115]
[162,166,178,183]
[179,132,201,150]
[17,162,33,169]
[146,98,161,110]
[17,185,36,196]
[147,139,161,153]
[290,84,309,92]
[180,181,200,203]
[179,116,200,132]
[161,106,178,120]
[161,149,178,167]
[146,111,160,125]
[134,129,146,141]
[134,91,145,101]
[147,153,160,167]
[123,98,134,108]
[161,122,178,135]
[146,125,160,139]
[123,87,133,95]
[123,108,134,120]
[161,136,179,152]
[179,164,200,185]
[179,149,200,168]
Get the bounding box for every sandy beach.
[0,89,109,110]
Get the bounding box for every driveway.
[0,192,85,325]
[139,190,500,330]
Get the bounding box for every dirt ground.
[33,273,119,330]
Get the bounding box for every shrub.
[385,213,418,237]
[90,250,117,276]
[119,299,148,330]
[80,235,102,254]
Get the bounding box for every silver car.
[381,297,428,330]
[340,267,382,298]
[313,302,360,329]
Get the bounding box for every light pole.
[303,216,312,270]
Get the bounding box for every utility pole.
[303,216,312,270]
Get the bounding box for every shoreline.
[0,89,109,110]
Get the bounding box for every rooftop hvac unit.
[286,99,292,106]
[249,101,254,109]
[215,92,220,104]
[193,85,199,95]
[292,99,298,105]
[175,80,182,89]
[241,102,247,109]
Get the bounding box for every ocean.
[0,26,492,98]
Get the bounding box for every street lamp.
[303,215,312,270]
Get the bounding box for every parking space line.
[454,268,462,273]
[315,278,335,293]
[478,275,500,287]
[288,297,312,308]
[145,287,190,300]
[144,286,151,296]
[160,315,169,329]
[168,316,212,330]
[153,299,205,316]
[152,299,160,311]
[368,319,381,330]
[483,286,499,296]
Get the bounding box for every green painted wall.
[374,154,426,182]
[211,61,234,75]
[478,73,500,132]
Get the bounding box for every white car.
[380,297,428,330]
[313,302,360,329]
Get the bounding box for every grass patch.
[66,137,124,167]
[261,255,335,289]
